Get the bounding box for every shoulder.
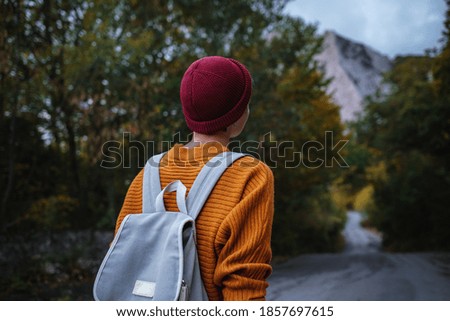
[229,154,274,184]
[124,169,144,197]
[133,169,144,186]
[235,154,273,172]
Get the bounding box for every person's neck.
[185,131,230,148]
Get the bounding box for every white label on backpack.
[132,280,156,298]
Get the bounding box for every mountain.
[315,30,393,122]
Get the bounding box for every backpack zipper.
[179,280,189,301]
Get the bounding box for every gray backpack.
[93,151,245,301]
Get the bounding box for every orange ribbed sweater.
[115,143,274,301]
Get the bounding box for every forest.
[1,0,449,300]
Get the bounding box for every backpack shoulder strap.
[143,152,167,212]
[186,151,247,220]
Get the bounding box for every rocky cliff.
[315,31,392,121]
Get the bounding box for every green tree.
[234,15,347,255]
[2,0,346,254]
[354,24,450,251]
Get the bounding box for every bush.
[25,195,79,231]
[369,152,450,251]
[353,185,375,214]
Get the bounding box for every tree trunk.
[1,103,17,220]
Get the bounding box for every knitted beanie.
[180,56,252,134]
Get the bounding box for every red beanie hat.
[180,56,252,134]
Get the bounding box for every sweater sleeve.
[213,162,275,301]
[114,170,144,235]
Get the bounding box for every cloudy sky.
[284,0,447,58]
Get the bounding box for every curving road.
[267,211,450,300]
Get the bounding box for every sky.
[284,0,447,58]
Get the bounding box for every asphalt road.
[267,211,450,300]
